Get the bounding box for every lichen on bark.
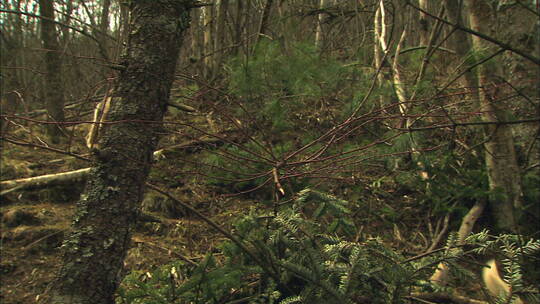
[47,1,195,303]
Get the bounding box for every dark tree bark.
[98,0,111,38]
[0,5,23,135]
[47,1,195,303]
[214,0,229,72]
[97,0,112,61]
[418,0,431,46]
[258,0,274,41]
[39,0,66,143]
[443,0,477,91]
[233,0,244,55]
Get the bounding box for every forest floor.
[0,173,250,303]
[0,131,264,303]
[0,115,490,303]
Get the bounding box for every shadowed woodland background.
[1,0,539,303]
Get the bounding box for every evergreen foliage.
[227,40,375,135]
[523,171,540,205]
[118,189,538,304]
[417,153,489,215]
[229,40,347,101]
[467,231,540,303]
[203,142,271,192]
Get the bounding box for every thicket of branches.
[1,1,539,303]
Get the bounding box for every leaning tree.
[47,1,198,303]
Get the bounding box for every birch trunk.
[202,4,213,79]
[315,0,328,49]
[467,0,523,233]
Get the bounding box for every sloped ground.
[1,203,71,303]
[0,137,255,303]
[1,141,77,303]
[0,103,508,303]
[0,182,249,303]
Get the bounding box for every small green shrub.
[118,187,540,304]
[418,153,489,214]
[118,189,436,303]
[203,143,272,193]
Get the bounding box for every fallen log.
[0,168,91,196]
[1,135,226,196]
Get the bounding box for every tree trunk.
[373,1,386,109]
[467,0,523,233]
[497,4,540,181]
[59,0,73,42]
[47,1,194,303]
[443,0,477,92]
[202,4,213,79]
[233,0,244,55]
[0,2,24,136]
[315,0,328,49]
[39,0,66,144]
[257,0,274,43]
[214,0,228,72]
[13,0,26,90]
[97,0,112,60]
[418,0,430,46]
[112,2,130,62]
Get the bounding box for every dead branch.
[429,200,487,285]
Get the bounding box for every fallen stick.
[0,168,91,196]
[0,136,225,196]
[429,200,486,285]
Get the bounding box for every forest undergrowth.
[1,25,539,303]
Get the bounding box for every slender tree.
[418,0,430,46]
[373,0,386,110]
[47,1,195,303]
[443,0,477,91]
[59,0,73,42]
[98,0,112,60]
[315,0,328,49]
[467,0,523,233]
[39,0,66,143]
[233,0,244,55]
[0,0,23,134]
[214,0,229,72]
[257,0,274,42]
[202,3,213,79]
[431,0,532,287]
